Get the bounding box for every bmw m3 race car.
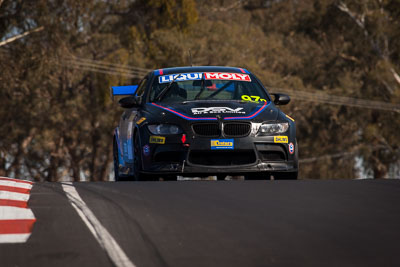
[112,66,298,181]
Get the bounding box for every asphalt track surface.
[1,179,400,267]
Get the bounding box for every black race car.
[112,66,298,181]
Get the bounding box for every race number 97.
[241,95,266,102]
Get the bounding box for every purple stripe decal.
[224,101,270,120]
[150,103,218,121]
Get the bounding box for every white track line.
[0,206,35,220]
[0,180,33,189]
[61,182,136,267]
[0,191,30,202]
[0,233,31,243]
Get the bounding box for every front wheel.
[161,176,177,181]
[133,134,145,181]
[113,138,122,181]
[273,172,298,180]
[113,138,133,181]
[244,172,270,180]
[217,175,226,181]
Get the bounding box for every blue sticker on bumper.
[211,139,234,150]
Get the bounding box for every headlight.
[147,124,182,135]
[258,122,289,135]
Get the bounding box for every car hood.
[146,101,279,122]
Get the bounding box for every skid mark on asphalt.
[61,182,136,267]
[0,177,36,243]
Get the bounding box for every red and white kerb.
[0,177,36,243]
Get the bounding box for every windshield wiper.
[205,81,233,100]
[194,75,206,100]
[155,73,182,102]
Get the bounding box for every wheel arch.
[113,127,124,167]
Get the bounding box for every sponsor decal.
[286,114,295,122]
[204,72,251,82]
[211,139,234,150]
[143,145,150,156]
[274,136,288,143]
[158,73,202,84]
[241,95,267,102]
[289,142,294,154]
[191,107,245,115]
[136,117,146,125]
[149,136,166,144]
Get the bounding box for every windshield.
[150,72,269,103]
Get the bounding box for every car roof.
[153,66,250,75]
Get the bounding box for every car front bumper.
[140,135,298,176]
[141,160,297,176]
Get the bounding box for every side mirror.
[118,96,141,109]
[271,93,290,105]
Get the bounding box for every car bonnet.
[146,101,279,122]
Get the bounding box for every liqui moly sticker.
[204,72,251,82]
[158,73,202,83]
[289,143,294,154]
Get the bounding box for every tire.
[217,175,226,181]
[113,138,122,182]
[133,133,144,181]
[294,138,299,170]
[273,172,298,180]
[161,176,177,181]
[114,138,134,181]
[273,139,299,180]
[244,172,270,180]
